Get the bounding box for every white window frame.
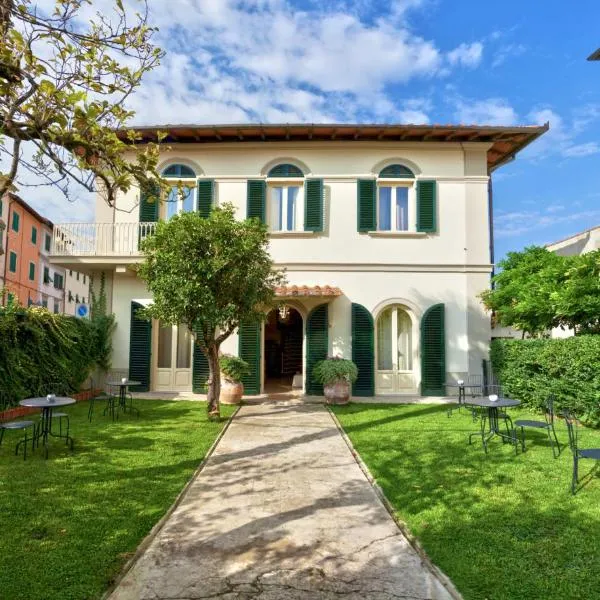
[376,180,416,233]
[267,179,304,233]
[161,178,197,219]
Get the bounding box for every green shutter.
[417,180,436,233]
[28,263,35,281]
[9,252,17,272]
[247,180,266,223]
[420,303,445,396]
[197,180,214,218]
[31,227,37,244]
[357,179,376,232]
[128,301,152,392]
[139,183,159,222]
[192,323,210,393]
[304,179,323,232]
[238,321,261,395]
[352,303,374,397]
[306,304,329,396]
[12,212,19,232]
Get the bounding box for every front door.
[375,306,416,394]
[154,322,193,391]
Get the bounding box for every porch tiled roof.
[275,285,342,297]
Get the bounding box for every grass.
[0,399,236,600]
[331,403,600,600]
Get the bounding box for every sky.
[9,0,600,261]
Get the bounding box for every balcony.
[50,222,157,269]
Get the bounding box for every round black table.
[20,397,75,458]
[106,381,141,418]
[464,397,521,454]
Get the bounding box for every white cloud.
[562,142,600,157]
[453,97,518,125]
[447,42,483,68]
[491,43,526,68]
[495,208,600,238]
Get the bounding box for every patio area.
[332,403,600,600]
[0,400,235,600]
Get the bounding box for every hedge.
[490,336,600,426]
[0,304,106,406]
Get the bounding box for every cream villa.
[50,123,546,398]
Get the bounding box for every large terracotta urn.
[220,376,244,405]
[324,380,350,405]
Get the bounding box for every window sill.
[367,231,428,238]
[269,231,318,237]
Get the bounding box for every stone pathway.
[109,401,457,600]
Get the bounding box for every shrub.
[313,357,358,385]
[490,336,600,426]
[0,303,111,406]
[219,354,250,383]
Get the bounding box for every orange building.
[0,193,64,308]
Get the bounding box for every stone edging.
[101,405,241,600]
[327,407,464,600]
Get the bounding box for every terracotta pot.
[324,380,350,405]
[220,377,244,405]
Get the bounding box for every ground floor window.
[154,322,194,391]
[376,305,416,394]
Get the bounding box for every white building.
[49,123,546,397]
[64,269,91,316]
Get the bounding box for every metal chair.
[563,410,600,495]
[88,378,117,422]
[514,395,560,458]
[0,391,36,460]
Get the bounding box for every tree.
[480,246,565,336]
[553,249,600,334]
[137,205,286,417]
[0,0,166,210]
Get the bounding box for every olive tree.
[0,0,166,213]
[138,205,285,417]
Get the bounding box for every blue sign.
[76,304,89,318]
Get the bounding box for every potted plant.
[219,354,250,405]
[312,356,358,405]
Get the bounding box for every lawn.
[331,403,600,600]
[0,399,236,600]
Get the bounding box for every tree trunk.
[206,344,221,418]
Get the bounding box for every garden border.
[101,404,241,600]
[327,406,463,600]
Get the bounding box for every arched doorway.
[375,305,416,394]
[264,306,303,393]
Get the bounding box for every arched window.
[267,163,304,178]
[161,164,197,219]
[377,164,415,232]
[266,163,304,232]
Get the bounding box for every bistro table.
[464,396,521,454]
[106,380,141,419]
[446,381,483,416]
[19,396,75,458]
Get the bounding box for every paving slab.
[109,401,457,600]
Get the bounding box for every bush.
[490,336,600,426]
[219,354,250,383]
[0,303,111,406]
[313,357,358,385]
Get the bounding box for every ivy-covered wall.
[0,304,106,406]
[490,336,600,425]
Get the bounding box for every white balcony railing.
[52,222,157,257]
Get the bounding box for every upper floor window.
[377,164,415,233]
[31,226,37,245]
[162,164,197,220]
[12,211,20,232]
[44,233,51,252]
[267,163,304,233]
